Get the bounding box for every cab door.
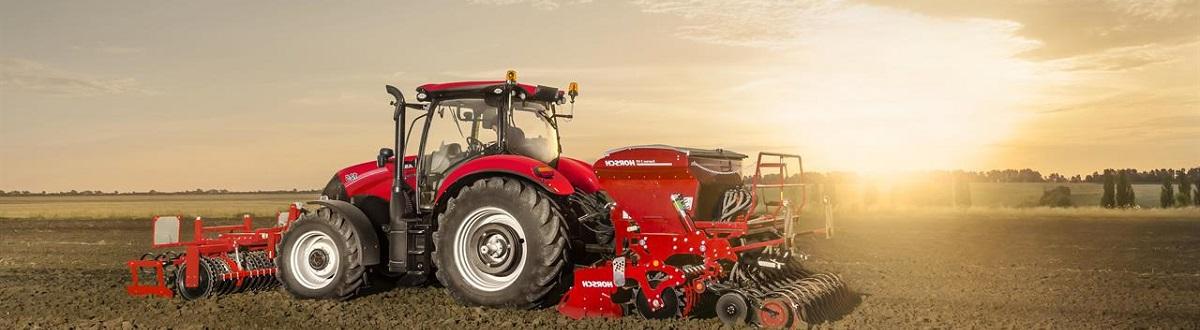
[413,99,500,209]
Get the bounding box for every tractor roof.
[416,81,563,102]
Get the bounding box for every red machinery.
[122,72,851,327]
[557,146,848,327]
[125,203,301,299]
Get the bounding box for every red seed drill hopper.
[557,145,849,327]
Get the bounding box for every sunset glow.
[1,0,1196,191]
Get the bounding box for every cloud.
[1047,40,1199,73]
[1106,0,1197,20]
[95,46,145,55]
[288,91,375,107]
[860,0,1200,59]
[631,0,847,49]
[623,0,1053,171]
[70,44,145,55]
[0,58,149,96]
[467,0,591,10]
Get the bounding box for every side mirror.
[386,85,405,104]
[457,109,476,121]
[152,216,181,246]
[377,148,395,168]
[276,211,290,227]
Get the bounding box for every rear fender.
[556,156,602,194]
[437,155,575,201]
[306,200,381,265]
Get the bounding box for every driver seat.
[425,143,463,174]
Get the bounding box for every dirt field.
[2,211,1198,329]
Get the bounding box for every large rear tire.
[276,207,366,300]
[433,177,569,308]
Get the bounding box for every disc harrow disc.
[757,297,794,328]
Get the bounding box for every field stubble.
[1,204,1198,328]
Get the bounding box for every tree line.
[788,167,1200,184]
[758,166,1199,209]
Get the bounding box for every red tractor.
[126,71,851,327]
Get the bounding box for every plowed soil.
[2,212,1198,329]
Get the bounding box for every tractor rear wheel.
[276,207,366,300]
[433,177,568,308]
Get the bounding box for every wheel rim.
[716,292,750,325]
[758,297,794,328]
[288,230,339,289]
[454,206,526,292]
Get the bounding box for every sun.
[726,6,1047,173]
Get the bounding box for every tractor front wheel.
[433,177,568,308]
[276,207,366,300]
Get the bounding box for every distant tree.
[1039,186,1073,208]
[1126,170,1138,207]
[1194,177,1200,206]
[1101,170,1116,208]
[1128,184,1136,207]
[1047,173,1066,182]
[1178,171,1194,207]
[1161,177,1175,208]
[1116,170,1133,208]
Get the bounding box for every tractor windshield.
[505,101,560,164]
[417,98,559,178]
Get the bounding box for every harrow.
[125,203,301,299]
[715,253,851,327]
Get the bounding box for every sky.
[1,0,1197,192]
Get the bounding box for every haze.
[1,0,1197,192]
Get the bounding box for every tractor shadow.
[354,270,444,298]
[799,289,864,326]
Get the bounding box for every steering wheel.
[466,136,484,153]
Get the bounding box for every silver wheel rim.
[288,230,339,290]
[454,206,526,292]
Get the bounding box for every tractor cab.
[386,73,576,209]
